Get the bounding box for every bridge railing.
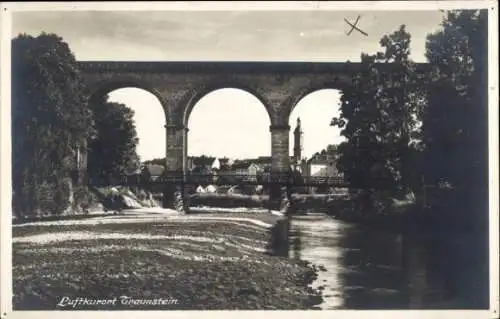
[87,172,348,187]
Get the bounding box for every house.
[301,145,341,178]
[195,184,217,193]
[222,161,263,182]
[219,157,234,170]
[304,158,340,177]
[211,158,221,171]
[228,162,261,175]
[205,184,217,193]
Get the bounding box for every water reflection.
[290,214,488,310]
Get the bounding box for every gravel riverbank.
[13,210,323,310]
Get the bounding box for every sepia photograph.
[0,1,498,318]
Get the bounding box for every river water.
[289,214,489,310]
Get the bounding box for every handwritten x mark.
[345,15,368,37]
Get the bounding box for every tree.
[420,11,489,307]
[332,25,424,208]
[87,95,140,183]
[423,10,488,223]
[193,155,216,167]
[144,157,166,166]
[11,33,95,217]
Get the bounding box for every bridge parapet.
[87,173,348,187]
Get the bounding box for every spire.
[293,116,303,164]
[294,117,302,133]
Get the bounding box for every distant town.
[139,118,342,191]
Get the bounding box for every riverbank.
[290,197,490,310]
[12,210,322,310]
[295,193,420,233]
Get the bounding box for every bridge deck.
[77,61,430,74]
[88,174,348,187]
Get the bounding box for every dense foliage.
[422,10,489,226]
[11,33,95,217]
[87,95,141,183]
[332,25,425,208]
[12,32,143,217]
[332,10,488,218]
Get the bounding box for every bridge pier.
[161,168,187,213]
[162,182,176,209]
[162,183,187,213]
[269,123,291,211]
[268,182,292,212]
[269,184,282,211]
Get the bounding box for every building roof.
[211,158,221,169]
[231,161,254,169]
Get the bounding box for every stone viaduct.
[77,61,429,209]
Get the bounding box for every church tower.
[293,117,303,167]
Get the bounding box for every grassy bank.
[13,211,322,310]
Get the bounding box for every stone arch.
[86,76,169,121]
[284,79,348,125]
[85,77,170,184]
[181,83,273,128]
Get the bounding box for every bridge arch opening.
[288,89,345,192]
[185,88,272,193]
[288,89,344,161]
[182,85,271,128]
[186,88,272,160]
[86,86,167,183]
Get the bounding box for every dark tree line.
[332,24,425,210]
[332,10,489,224]
[12,33,140,217]
[423,10,489,227]
[12,33,94,217]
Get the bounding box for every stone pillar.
[163,124,186,212]
[182,126,190,211]
[182,127,189,174]
[269,124,291,210]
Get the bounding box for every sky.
[11,9,446,161]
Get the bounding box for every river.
[289,213,489,310]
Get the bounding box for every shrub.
[73,185,100,212]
